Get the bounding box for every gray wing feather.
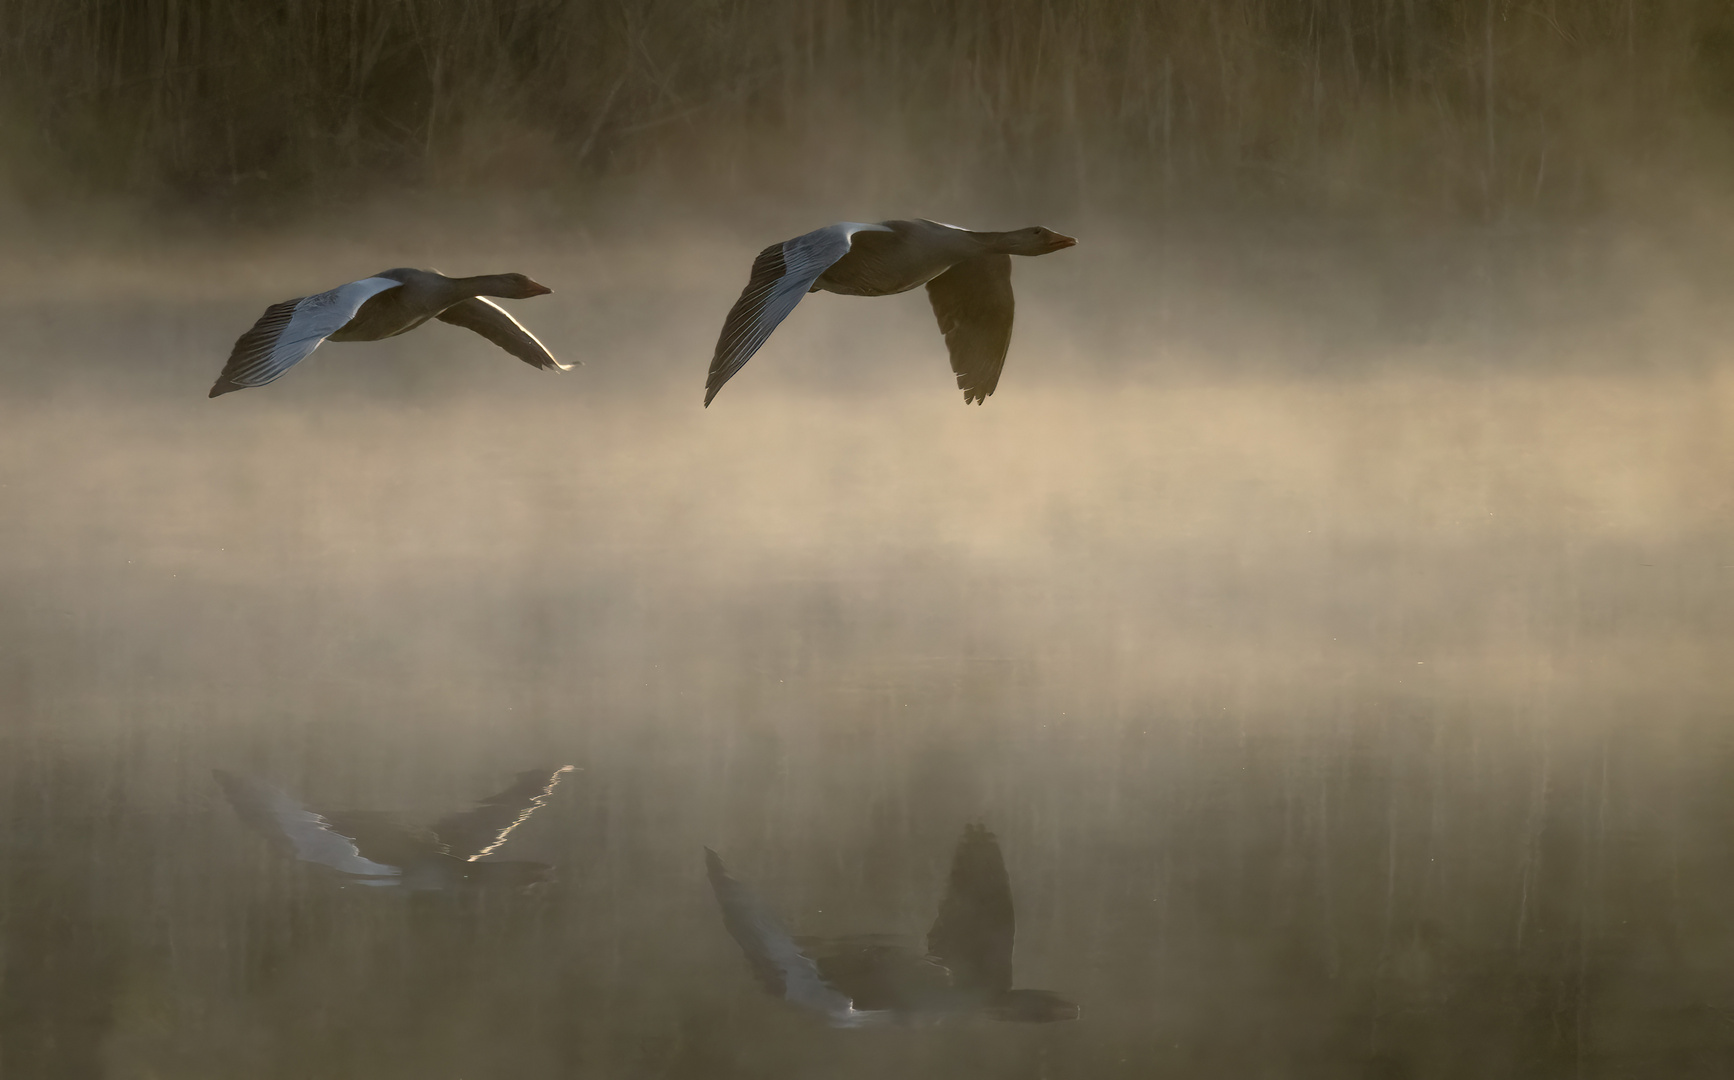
[925,255,1014,405]
[704,223,882,406]
[210,276,402,397]
[431,765,576,861]
[704,849,859,1020]
[213,770,402,879]
[435,297,572,371]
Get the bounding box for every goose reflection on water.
[706,824,1079,1026]
[213,766,576,892]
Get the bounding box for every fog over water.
[7,3,1734,1076]
[2,218,1731,1077]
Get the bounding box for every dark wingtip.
[208,382,231,398]
[704,847,730,879]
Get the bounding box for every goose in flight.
[704,219,1076,406]
[213,766,576,891]
[209,268,568,397]
[705,825,1079,1025]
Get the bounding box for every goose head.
[1001,227,1078,256]
[985,988,1081,1023]
[495,273,553,298]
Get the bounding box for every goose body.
[209,267,566,397]
[705,825,1079,1026]
[214,766,576,891]
[705,219,1076,406]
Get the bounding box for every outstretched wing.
[924,254,1014,405]
[704,848,858,1020]
[925,824,1015,995]
[212,770,402,879]
[431,766,576,861]
[704,223,888,406]
[210,276,402,397]
[435,297,572,371]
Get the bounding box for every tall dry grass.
[3,1,1734,220]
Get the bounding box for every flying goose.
[213,766,576,891]
[705,825,1079,1025]
[704,219,1076,407]
[209,268,568,397]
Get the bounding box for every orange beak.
[1051,233,1078,250]
[524,279,553,296]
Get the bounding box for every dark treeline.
[4,0,1734,218]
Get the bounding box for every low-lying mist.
[2,216,1732,1076]
[8,0,1734,1072]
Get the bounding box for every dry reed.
[2,1,1731,219]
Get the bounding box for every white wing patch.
[704,222,892,406]
[216,772,402,880]
[215,276,402,393]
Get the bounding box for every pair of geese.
[210,219,1078,403]
[216,768,1079,1027]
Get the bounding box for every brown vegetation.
[4,0,1733,218]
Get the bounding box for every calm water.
[2,224,1732,1077]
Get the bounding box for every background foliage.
[5,0,1734,217]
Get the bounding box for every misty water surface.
[2,221,1733,1078]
